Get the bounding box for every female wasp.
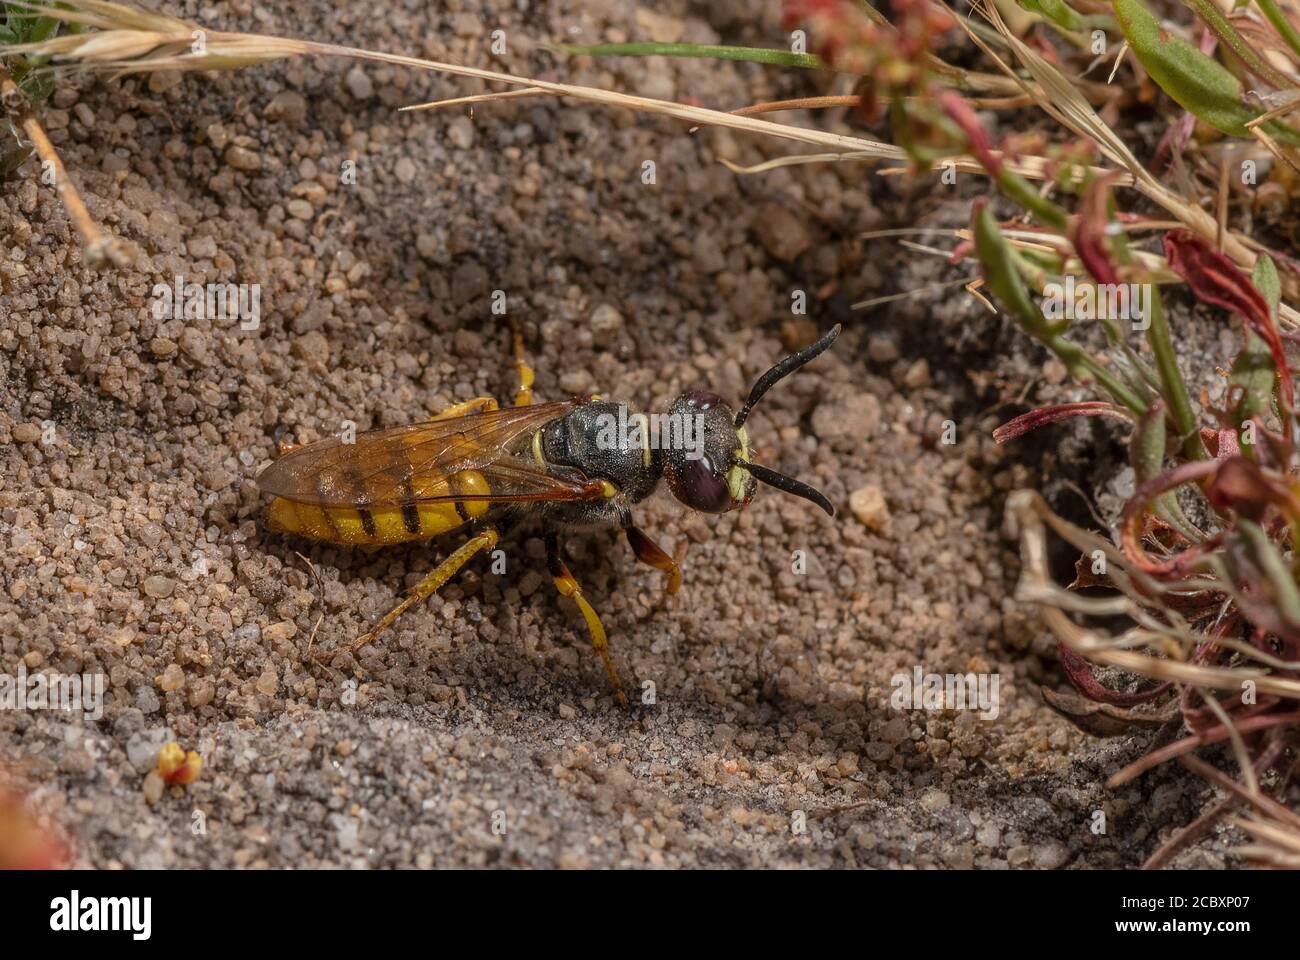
[257,324,840,706]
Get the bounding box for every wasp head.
[662,325,840,517]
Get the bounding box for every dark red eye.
[676,454,730,513]
[683,390,726,411]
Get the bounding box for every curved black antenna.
[734,324,841,429]
[738,461,835,517]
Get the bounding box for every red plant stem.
[1179,752,1300,830]
[1107,710,1300,787]
[1120,460,1221,575]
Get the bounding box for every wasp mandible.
[256,323,840,706]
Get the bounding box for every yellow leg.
[343,528,499,656]
[545,532,627,707]
[428,396,498,421]
[510,317,534,407]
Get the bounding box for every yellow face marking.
[531,430,545,467]
[598,480,618,498]
[725,426,751,503]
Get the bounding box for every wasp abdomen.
[265,469,491,546]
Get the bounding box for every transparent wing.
[256,399,602,507]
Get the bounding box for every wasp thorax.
[662,390,755,514]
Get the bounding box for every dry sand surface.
[0,0,1225,868]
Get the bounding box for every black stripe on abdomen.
[357,507,378,537]
[449,472,472,523]
[402,504,421,534]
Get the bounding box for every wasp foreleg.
[622,517,683,595]
[545,531,627,708]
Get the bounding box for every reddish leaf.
[1069,173,1123,287]
[1163,229,1292,409]
[1058,643,1172,707]
[993,401,1128,444]
[1206,455,1272,522]
[937,89,1000,177]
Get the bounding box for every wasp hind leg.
[334,527,500,659]
[545,531,628,708]
[623,517,683,595]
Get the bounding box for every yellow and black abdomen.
[265,469,492,546]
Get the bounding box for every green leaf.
[1142,285,1205,457]
[1252,253,1281,319]
[997,165,1070,230]
[1131,398,1168,480]
[1181,0,1296,92]
[974,204,1054,340]
[1228,520,1300,631]
[1018,0,1086,31]
[3,3,58,44]
[552,42,826,71]
[1229,331,1276,430]
[1130,401,1202,538]
[1228,256,1281,437]
[1114,0,1300,145]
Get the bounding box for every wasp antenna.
[734,324,841,428]
[738,461,835,517]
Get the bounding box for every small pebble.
[142,771,165,805]
[143,575,176,599]
[346,66,374,100]
[849,485,891,535]
[447,116,475,149]
[224,145,262,172]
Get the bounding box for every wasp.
[256,323,840,706]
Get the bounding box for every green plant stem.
[1144,287,1208,459]
[997,167,1070,230]
[1058,339,1149,413]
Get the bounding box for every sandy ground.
[0,0,1229,868]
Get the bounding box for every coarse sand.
[0,0,1228,868]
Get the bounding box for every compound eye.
[682,390,726,412]
[677,454,731,513]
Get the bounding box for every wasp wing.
[256,399,602,507]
